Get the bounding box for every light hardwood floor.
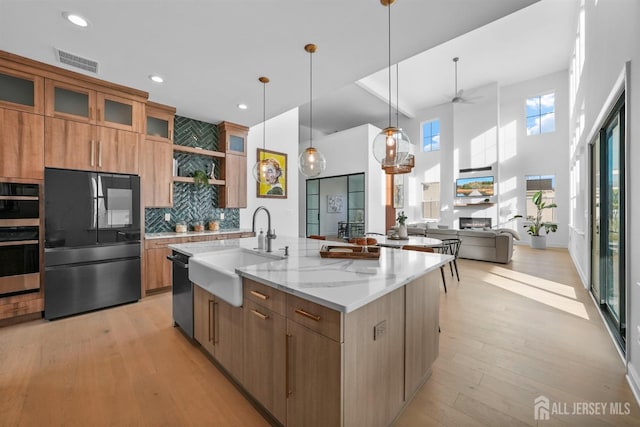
[1,245,638,426]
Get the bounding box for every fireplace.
[459,217,492,229]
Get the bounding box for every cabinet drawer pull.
[89,106,93,120]
[208,299,214,343]
[286,333,294,397]
[97,140,102,167]
[250,309,269,320]
[250,290,269,300]
[295,308,321,322]
[213,301,219,344]
[90,140,95,166]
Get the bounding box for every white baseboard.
[626,363,640,408]
[568,246,589,290]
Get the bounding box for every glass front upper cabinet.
[145,102,175,143]
[0,67,44,113]
[45,79,142,132]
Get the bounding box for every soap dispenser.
[258,229,265,250]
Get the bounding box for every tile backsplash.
[145,115,239,233]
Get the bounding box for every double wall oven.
[0,181,41,297]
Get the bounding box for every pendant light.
[251,76,271,183]
[298,43,327,178]
[382,63,414,174]
[372,0,413,174]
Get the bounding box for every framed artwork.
[393,174,404,208]
[256,148,287,198]
[327,195,344,213]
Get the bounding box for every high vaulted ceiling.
[1,0,548,134]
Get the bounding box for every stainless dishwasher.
[167,251,193,338]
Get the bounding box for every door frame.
[586,62,630,355]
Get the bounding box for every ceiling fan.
[447,57,480,104]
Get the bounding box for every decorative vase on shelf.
[397,224,408,239]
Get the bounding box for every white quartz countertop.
[145,228,253,240]
[169,236,451,313]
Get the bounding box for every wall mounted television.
[455,176,494,197]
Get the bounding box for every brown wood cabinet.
[243,297,286,424]
[0,65,44,114]
[0,109,44,180]
[45,79,144,133]
[219,272,442,427]
[145,101,174,143]
[145,247,172,293]
[193,285,244,381]
[141,139,173,207]
[285,318,342,427]
[45,117,139,174]
[220,153,247,208]
[404,273,440,399]
[218,121,248,208]
[141,102,174,207]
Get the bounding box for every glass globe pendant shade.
[298,146,326,178]
[372,126,411,168]
[251,158,271,184]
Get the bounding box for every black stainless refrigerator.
[44,168,141,320]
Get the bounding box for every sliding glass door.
[591,94,625,348]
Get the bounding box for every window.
[421,182,440,220]
[526,93,555,135]
[421,119,440,152]
[525,175,556,222]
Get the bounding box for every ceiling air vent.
[56,49,98,73]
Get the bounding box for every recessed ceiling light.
[237,104,248,110]
[149,74,164,83]
[62,12,89,27]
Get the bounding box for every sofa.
[401,224,516,264]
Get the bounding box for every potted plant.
[513,190,557,249]
[396,211,408,239]
[192,169,210,186]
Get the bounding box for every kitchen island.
[170,237,451,427]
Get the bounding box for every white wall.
[297,124,386,237]
[499,71,570,247]
[240,108,299,239]
[392,76,569,247]
[567,0,640,400]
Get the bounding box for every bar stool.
[440,238,461,281]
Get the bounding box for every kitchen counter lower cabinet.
[192,271,440,427]
[193,285,244,382]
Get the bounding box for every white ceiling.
[301,0,579,135]
[1,0,548,133]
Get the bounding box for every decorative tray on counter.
[319,245,380,259]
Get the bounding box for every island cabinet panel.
[286,293,342,342]
[243,299,286,424]
[194,285,216,355]
[193,285,244,382]
[215,296,244,382]
[404,273,440,399]
[343,287,405,427]
[285,318,343,427]
[0,109,44,180]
